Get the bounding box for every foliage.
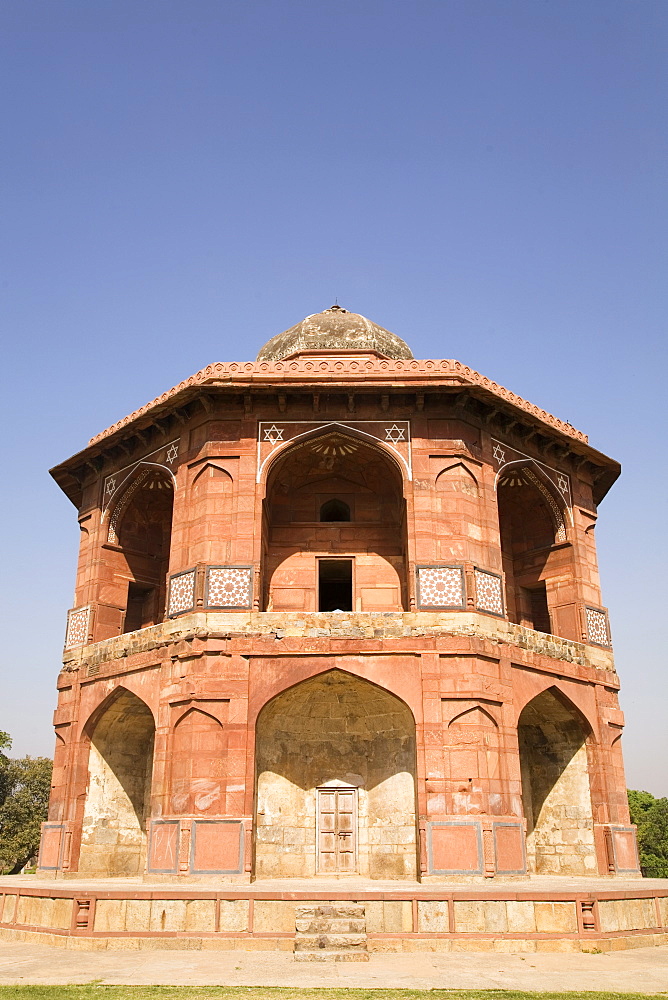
[628,788,668,876]
[0,753,52,874]
[0,731,12,807]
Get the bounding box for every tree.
[0,731,12,807]
[0,755,53,874]
[628,789,668,876]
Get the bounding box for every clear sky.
[1,1,666,793]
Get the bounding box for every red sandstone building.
[40,305,640,887]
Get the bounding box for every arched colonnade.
[64,666,604,879]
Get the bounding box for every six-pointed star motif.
[385,424,406,443]
[166,443,179,464]
[492,443,506,464]
[263,424,284,442]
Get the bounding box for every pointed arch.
[82,685,156,740]
[262,427,408,612]
[105,464,175,545]
[496,459,570,538]
[103,459,176,526]
[191,462,233,489]
[172,705,223,729]
[170,707,226,815]
[79,687,155,876]
[514,682,595,735]
[518,685,596,875]
[254,668,418,879]
[497,459,579,637]
[259,421,411,489]
[436,461,480,494]
[449,705,498,728]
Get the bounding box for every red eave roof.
[87,356,589,447]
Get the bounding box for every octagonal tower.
[39,305,638,887]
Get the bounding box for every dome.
[256,305,414,362]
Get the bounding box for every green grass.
[0,990,664,1000]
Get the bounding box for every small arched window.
[320,498,351,522]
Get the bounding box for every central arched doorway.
[254,670,418,879]
[262,431,408,612]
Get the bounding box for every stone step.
[295,917,366,934]
[293,902,369,961]
[295,934,367,950]
[295,904,365,918]
[295,950,370,963]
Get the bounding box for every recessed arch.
[436,462,480,494]
[172,705,222,729]
[82,685,156,740]
[496,459,569,537]
[262,428,408,612]
[170,707,226,815]
[320,497,351,522]
[191,462,233,489]
[497,459,579,638]
[104,466,175,634]
[449,705,498,728]
[254,669,418,879]
[103,461,177,529]
[518,686,596,875]
[258,421,411,488]
[79,688,155,876]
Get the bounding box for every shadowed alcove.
[113,468,174,633]
[79,689,155,876]
[497,463,576,638]
[254,669,418,879]
[262,431,407,612]
[518,688,596,875]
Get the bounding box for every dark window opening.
[124,582,158,634]
[320,499,351,522]
[523,584,551,634]
[319,560,353,612]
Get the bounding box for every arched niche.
[435,462,480,496]
[188,462,234,565]
[254,669,418,879]
[79,689,155,876]
[262,431,408,612]
[170,708,226,815]
[518,687,596,875]
[108,467,174,633]
[320,498,351,522]
[497,462,573,636]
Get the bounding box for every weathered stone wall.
[519,689,596,875]
[255,670,417,879]
[79,691,155,876]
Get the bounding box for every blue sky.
[1,1,666,793]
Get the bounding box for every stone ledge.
[62,611,615,674]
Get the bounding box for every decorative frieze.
[474,569,504,617]
[65,606,91,648]
[168,570,196,617]
[416,566,465,609]
[206,566,253,609]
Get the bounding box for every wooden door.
[317,787,357,873]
